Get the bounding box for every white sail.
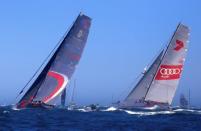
[122,51,164,107]
[145,24,190,105]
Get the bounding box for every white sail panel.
[145,24,190,104]
[122,51,163,107]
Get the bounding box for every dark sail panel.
[34,14,91,104]
[17,13,91,108]
[17,49,59,108]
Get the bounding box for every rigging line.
[146,28,174,70]
[123,48,166,101]
[117,74,142,101]
[116,29,170,102]
[146,43,166,69]
[15,47,56,99]
[15,17,76,100]
[31,76,48,103]
[117,48,163,102]
[27,15,80,103]
[144,23,181,101]
[15,40,61,99]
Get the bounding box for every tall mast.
[71,79,76,103]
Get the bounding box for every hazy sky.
[0,0,200,106]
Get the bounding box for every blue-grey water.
[0,106,201,130]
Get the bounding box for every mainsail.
[122,23,190,108]
[17,13,91,108]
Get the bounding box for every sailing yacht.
[16,13,91,109]
[179,93,189,109]
[119,23,190,110]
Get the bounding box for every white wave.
[173,108,201,114]
[3,110,9,114]
[123,110,146,115]
[143,105,160,110]
[102,107,117,112]
[77,108,87,112]
[123,109,175,116]
[76,108,92,112]
[173,108,189,112]
[0,104,7,107]
[101,106,176,116]
[12,106,21,111]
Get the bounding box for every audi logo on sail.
[160,68,181,75]
[155,65,183,80]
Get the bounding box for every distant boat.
[83,104,99,111]
[16,13,91,109]
[179,93,188,109]
[119,23,190,110]
[66,79,99,111]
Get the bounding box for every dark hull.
[26,102,55,109]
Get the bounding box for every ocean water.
[0,106,201,131]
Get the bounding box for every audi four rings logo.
[155,65,183,80]
[160,68,181,75]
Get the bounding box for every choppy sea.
[0,106,201,131]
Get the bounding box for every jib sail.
[123,50,164,107]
